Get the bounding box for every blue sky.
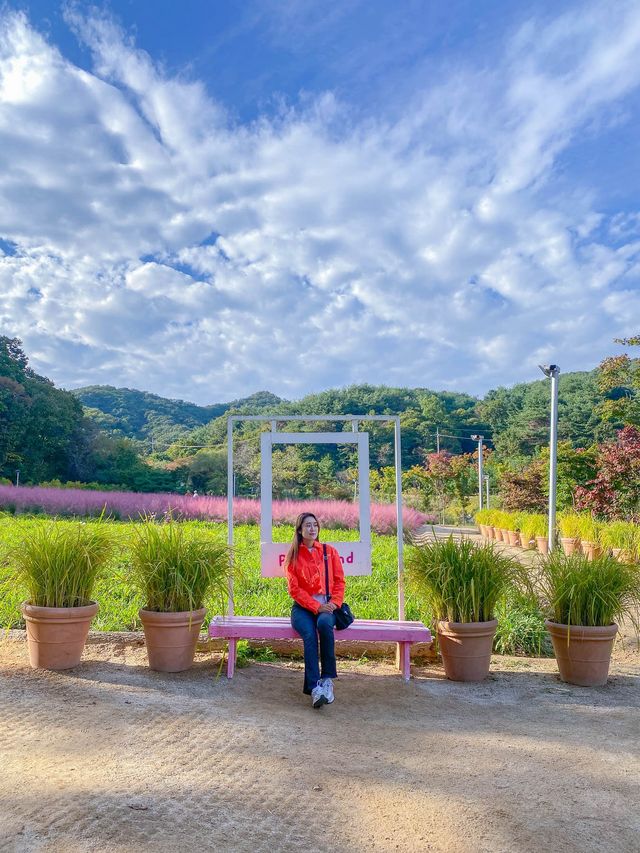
[1,1,639,404]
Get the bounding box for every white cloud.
[1,5,640,403]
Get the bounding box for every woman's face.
[300,516,319,542]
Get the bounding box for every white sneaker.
[321,678,335,704]
[311,683,327,709]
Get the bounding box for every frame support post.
[227,417,234,617]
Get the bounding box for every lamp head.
[538,364,559,378]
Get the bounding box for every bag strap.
[322,544,332,601]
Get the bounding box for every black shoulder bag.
[323,544,354,630]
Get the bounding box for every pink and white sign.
[261,541,372,578]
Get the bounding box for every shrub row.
[475,509,640,561]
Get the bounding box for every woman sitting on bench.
[285,512,345,709]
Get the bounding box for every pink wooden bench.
[209,616,432,681]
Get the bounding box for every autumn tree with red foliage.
[574,426,640,521]
[498,460,546,512]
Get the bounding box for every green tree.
[182,449,228,494]
[0,375,30,475]
[539,441,598,510]
[370,466,398,501]
[0,337,89,483]
[401,465,434,511]
[449,453,476,518]
[85,435,175,492]
[420,451,475,522]
[597,336,640,428]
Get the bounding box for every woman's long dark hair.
[284,512,321,570]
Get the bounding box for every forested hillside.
[73,386,284,446]
[0,337,86,484]
[478,370,615,462]
[0,338,173,491]
[2,334,632,500]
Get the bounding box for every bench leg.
[399,642,411,681]
[227,638,237,679]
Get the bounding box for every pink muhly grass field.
[0,485,433,534]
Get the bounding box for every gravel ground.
[0,627,638,853]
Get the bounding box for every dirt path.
[1,632,639,853]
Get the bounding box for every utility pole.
[470,435,484,511]
[436,427,440,453]
[15,470,20,487]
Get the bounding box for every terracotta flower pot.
[21,601,98,670]
[545,620,618,687]
[139,607,206,672]
[581,541,603,561]
[507,530,520,547]
[437,619,498,682]
[560,537,580,556]
[610,548,633,563]
[486,526,495,540]
[536,536,549,555]
[493,528,503,542]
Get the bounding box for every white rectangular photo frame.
[260,430,371,577]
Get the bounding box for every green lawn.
[0,514,549,654]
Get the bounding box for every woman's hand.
[318,602,337,613]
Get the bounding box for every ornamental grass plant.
[493,591,552,656]
[518,513,547,543]
[13,521,113,608]
[574,514,602,544]
[534,550,640,630]
[494,510,515,531]
[407,536,522,623]
[130,520,230,613]
[557,512,583,540]
[599,521,639,559]
[474,508,495,526]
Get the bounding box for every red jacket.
[286,540,345,614]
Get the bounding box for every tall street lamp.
[470,434,484,511]
[539,364,560,551]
